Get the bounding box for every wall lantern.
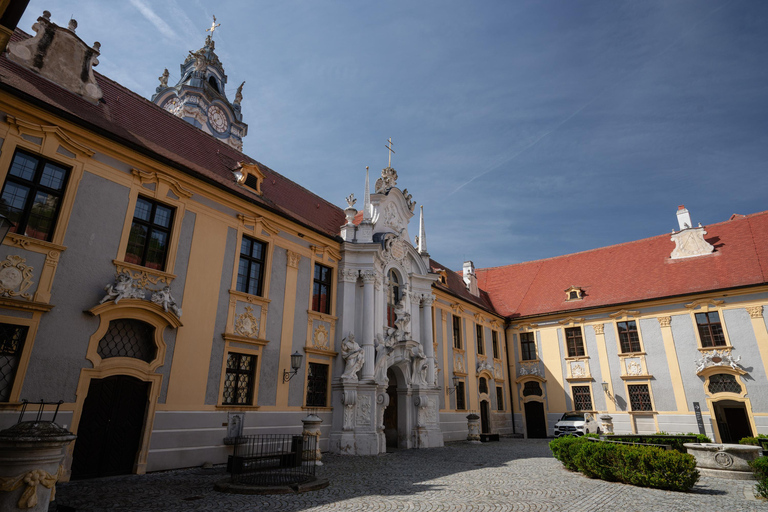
[283,351,303,382]
[601,381,609,394]
[447,374,461,394]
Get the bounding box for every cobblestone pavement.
[54,439,766,512]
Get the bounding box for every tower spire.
[418,205,428,255]
[363,166,372,221]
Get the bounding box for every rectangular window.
[695,312,726,348]
[520,332,537,361]
[496,386,504,411]
[0,324,29,402]
[572,385,593,411]
[453,315,462,349]
[565,327,585,357]
[222,352,256,405]
[0,150,70,242]
[236,236,266,296]
[492,330,500,359]
[306,362,329,407]
[628,384,653,411]
[312,263,332,314]
[125,196,174,270]
[476,324,484,355]
[455,380,466,410]
[617,321,641,353]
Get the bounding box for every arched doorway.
[71,375,150,479]
[524,401,547,438]
[384,368,399,449]
[713,399,752,443]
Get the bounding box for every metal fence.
[227,434,317,486]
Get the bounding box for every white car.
[553,412,600,437]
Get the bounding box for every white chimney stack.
[463,261,478,296]
[676,205,692,231]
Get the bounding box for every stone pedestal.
[599,414,614,434]
[466,413,481,443]
[301,413,323,465]
[329,381,381,455]
[0,421,76,511]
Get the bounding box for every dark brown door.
[480,400,490,433]
[71,375,149,479]
[723,406,752,443]
[524,401,547,438]
[384,383,398,448]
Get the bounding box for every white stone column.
[361,270,376,380]
[338,268,359,345]
[421,294,436,386]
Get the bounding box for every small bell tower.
[152,16,248,151]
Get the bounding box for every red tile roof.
[475,210,768,319]
[429,259,498,315]
[0,31,346,239]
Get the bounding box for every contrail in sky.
[129,0,179,41]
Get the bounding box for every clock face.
[207,105,229,133]
[163,97,181,115]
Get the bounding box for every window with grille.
[236,236,266,296]
[455,381,466,410]
[572,385,593,411]
[565,327,585,357]
[492,331,500,359]
[708,374,742,394]
[520,332,537,361]
[453,315,462,349]
[0,150,70,242]
[0,324,28,402]
[617,321,641,353]
[125,196,174,270]
[222,352,256,405]
[97,319,156,363]
[696,312,726,348]
[306,362,329,407]
[479,377,488,394]
[522,381,543,397]
[628,384,653,411]
[476,324,484,355]
[496,386,504,411]
[312,263,332,314]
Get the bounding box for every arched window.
[387,269,400,328]
[708,374,742,394]
[208,75,220,93]
[97,319,157,363]
[479,377,488,394]
[523,381,543,397]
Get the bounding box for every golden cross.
[385,137,395,167]
[207,15,221,36]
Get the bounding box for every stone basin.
[683,442,761,480]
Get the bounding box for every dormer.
[463,261,479,296]
[233,162,264,195]
[565,286,584,301]
[670,205,715,260]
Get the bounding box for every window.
[97,319,156,363]
[569,291,578,300]
[628,384,653,411]
[522,381,542,397]
[236,236,266,296]
[565,327,585,357]
[125,197,174,270]
[222,352,256,405]
[696,312,726,348]
[708,374,742,394]
[476,324,484,355]
[455,380,466,410]
[520,332,537,361]
[312,263,332,314]
[453,315,462,349]
[479,377,488,394]
[572,385,593,411]
[617,321,641,353]
[306,362,329,407]
[496,386,504,411]
[0,324,28,402]
[387,270,400,328]
[0,150,70,242]
[492,331,500,359]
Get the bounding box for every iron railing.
[227,434,316,486]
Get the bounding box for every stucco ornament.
[626,360,643,376]
[312,325,330,350]
[695,349,742,373]
[453,353,465,374]
[0,255,35,299]
[234,306,259,338]
[518,361,540,377]
[345,193,356,208]
[341,334,365,381]
[670,226,715,259]
[477,361,494,374]
[356,395,372,426]
[100,272,145,304]
[150,286,182,317]
[571,362,586,378]
[0,466,62,509]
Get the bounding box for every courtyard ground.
[53,438,765,511]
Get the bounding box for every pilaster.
[657,316,689,413]
[276,250,301,407]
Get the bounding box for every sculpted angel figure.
[151,285,182,317]
[234,81,245,105]
[410,344,427,386]
[100,272,143,304]
[158,68,169,88]
[341,334,364,381]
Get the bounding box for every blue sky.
[19,1,768,271]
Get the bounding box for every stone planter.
[0,421,76,511]
[683,442,761,480]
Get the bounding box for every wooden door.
[480,400,490,433]
[524,401,547,438]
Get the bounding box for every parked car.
[553,412,600,437]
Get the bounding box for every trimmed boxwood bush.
[549,437,699,492]
[605,434,710,453]
[739,434,768,446]
[750,456,768,499]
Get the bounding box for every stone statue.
[374,332,396,383]
[189,49,207,73]
[234,81,245,105]
[159,68,169,88]
[100,272,144,304]
[394,290,411,341]
[410,344,427,386]
[341,334,364,381]
[345,193,356,208]
[151,285,182,317]
[402,188,415,212]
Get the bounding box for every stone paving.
[53,439,766,512]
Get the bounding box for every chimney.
[463,261,478,296]
[676,205,692,231]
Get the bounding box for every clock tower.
[152,19,247,151]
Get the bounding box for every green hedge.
[604,434,710,453]
[549,437,699,492]
[739,434,768,446]
[750,456,768,499]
